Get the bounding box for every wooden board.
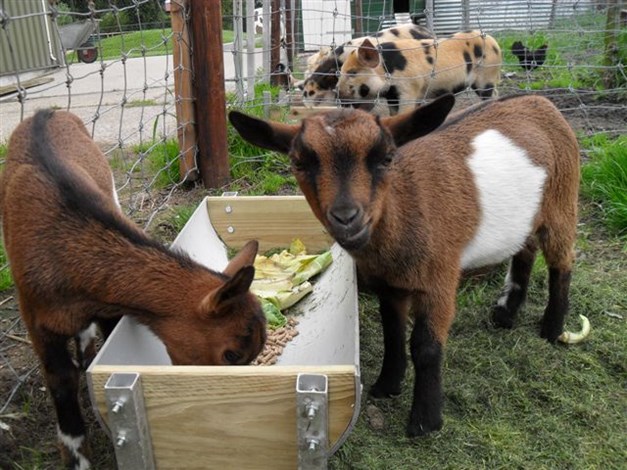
[90,365,358,470]
[206,195,333,253]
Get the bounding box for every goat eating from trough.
[0,110,267,469]
[229,93,588,437]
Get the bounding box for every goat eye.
[375,153,394,172]
[223,350,241,364]
[291,150,319,173]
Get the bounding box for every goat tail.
[30,109,74,189]
[29,109,103,213]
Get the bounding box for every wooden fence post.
[270,0,281,86]
[189,0,230,188]
[171,0,198,182]
[603,0,621,89]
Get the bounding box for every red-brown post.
[189,0,230,188]
[171,0,198,181]
[270,0,281,86]
[285,0,294,69]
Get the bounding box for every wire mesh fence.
[0,0,625,467]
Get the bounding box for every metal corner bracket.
[104,372,155,470]
[296,373,329,470]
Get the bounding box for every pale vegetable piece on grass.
[557,314,591,344]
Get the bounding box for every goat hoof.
[540,323,560,343]
[369,382,401,399]
[540,316,565,343]
[406,417,443,437]
[491,306,515,329]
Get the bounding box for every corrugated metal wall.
[428,0,597,35]
[0,0,64,76]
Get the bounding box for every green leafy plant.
[133,138,181,188]
[580,134,627,237]
[227,83,296,195]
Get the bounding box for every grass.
[329,217,626,468]
[132,138,181,188]
[580,134,627,238]
[226,83,297,194]
[0,142,12,290]
[67,29,236,62]
[167,204,196,233]
[495,11,627,91]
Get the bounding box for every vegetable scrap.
[251,238,333,329]
[250,239,332,365]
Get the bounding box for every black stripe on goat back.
[30,110,199,272]
[380,42,408,73]
[436,94,526,132]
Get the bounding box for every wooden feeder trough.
[87,195,360,469]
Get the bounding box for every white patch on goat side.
[57,427,91,470]
[461,130,547,270]
[78,323,97,354]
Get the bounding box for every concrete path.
[0,47,263,145]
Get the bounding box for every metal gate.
[301,0,352,51]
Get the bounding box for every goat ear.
[223,240,258,277]
[200,265,256,314]
[229,111,300,154]
[380,93,456,147]
[357,38,380,68]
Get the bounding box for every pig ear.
[200,265,256,314]
[223,240,259,277]
[229,111,300,154]
[357,38,380,68]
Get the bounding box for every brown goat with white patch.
[338,30,502,115]
[229,94,584,437]
[0,110,266,469]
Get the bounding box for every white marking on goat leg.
[58,427,91,470]
[558,315,591,344]
[78,323,97,355]
[497,266,521,307]
[461,130,547,270]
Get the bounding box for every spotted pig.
[301,23,434,107]
[337,30,502,115]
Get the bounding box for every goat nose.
[329,206,360,226]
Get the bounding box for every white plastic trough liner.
[87,196,361,470]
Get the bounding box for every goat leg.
[39,332,91,469]
[541,268,571,342]
[407,312,444,436]
[492,237,537,329]
[370,290,411,398]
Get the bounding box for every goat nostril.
[330,207,359,226]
